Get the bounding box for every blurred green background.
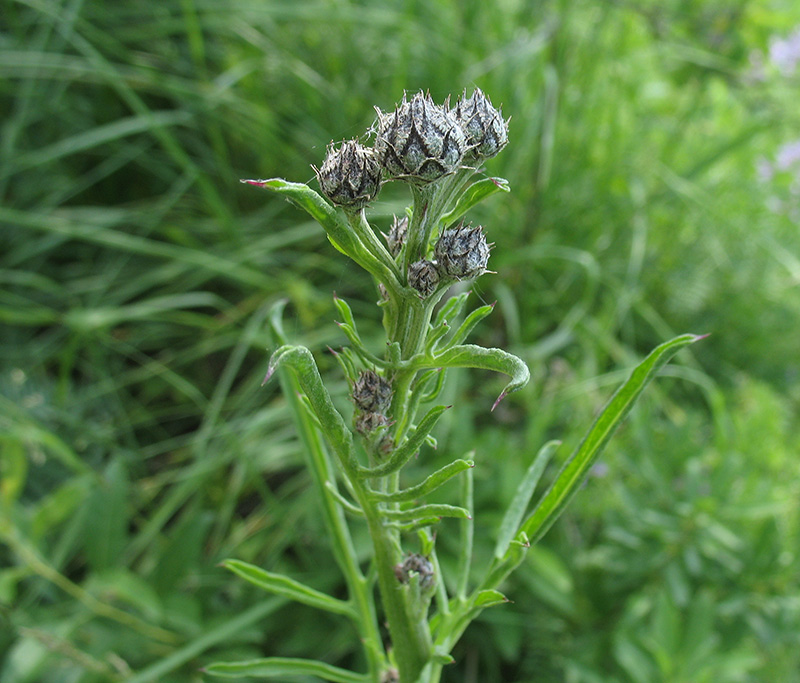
[2,0,800,681]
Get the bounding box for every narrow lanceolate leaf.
[357,404,451,479]
[424,344,530,409]
[370,459,474,502]
[383,503,471,522]
[494,440,560,559]
[264,345,358,474]
[433,291,471,327]
[222,560,355,618]
[243,178,359,255]
[243,178,383,279]
[439,177,510,229]
[443,303,495,350]
[473,589,509,608]
[520,334,703,546]
[203,657,368,682]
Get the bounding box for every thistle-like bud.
[315,140,382,209]
[407,259,440,298]
[453,88,509,162]
[354,411,390,435]
[394,554,435,591]
[352,370,393,414]
[384,214,409,258]
[434,223,490,280]
[374,92,467,185]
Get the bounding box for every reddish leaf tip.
[241,178,268,186]
[491,391,508,412]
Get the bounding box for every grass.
[2,0,800,681]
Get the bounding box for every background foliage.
[2,0,799,681]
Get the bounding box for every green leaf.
[426,344,530,409]
[431,650,455,665]
[333,296,386,368]
[520,334,703,545]
[439,177,510,229]
[433,291,471,328]
[265,345,358,475]
[443,303,495,349]
[0,440,27,507]
[222,560,355,618]
[203,657,368,682]
[83,458,129,572]
[383,503,471,522]
[473,589,509,608]
[243,178,359,258]
[494,440,560,559]
[245,178,400,289]
[370,459,474,502]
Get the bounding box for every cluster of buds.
[403,223,491,298]
[314,88,508,208]
[352,369,393,435]
[314,89,504,300]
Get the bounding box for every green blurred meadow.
[2,0,800,681]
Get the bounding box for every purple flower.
[775,139,800,171]
[768,27,800,75]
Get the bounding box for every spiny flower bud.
[384,214,408,258]
[453,88,508,162]
[434,223,490,280]
[374,92,467,185]
[352,370,393,414]
[407,259,440,298]
[354,411,390,435]
[394,554,435,591]
[315,140,382,209]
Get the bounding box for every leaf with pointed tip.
[520,334,704,546]
[433,291,471,328]
[383,503,471,522]
[243,178,360,256]
[443,303,495,349]
[431,651,455,665]
[494,440,560,559]
[473,589,509,608]
[222,560,355,617]
[243,178,386,280]
[265,345,358,474]
[370,459,474,502]
[425,344,530,409]
[203,657,368,681]
[439,177,510,229]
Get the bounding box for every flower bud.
[453,88,508,162]
[394,554,435,591]
[354,411,390,435]
[374,92,467,185]
[315,140,382,209]
[407,259,440,298]
[384,214,408,258]
[352,370,393,414]
[434,223,490,279]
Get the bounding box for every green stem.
[359,497,432,682]
[270,312,385,680]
